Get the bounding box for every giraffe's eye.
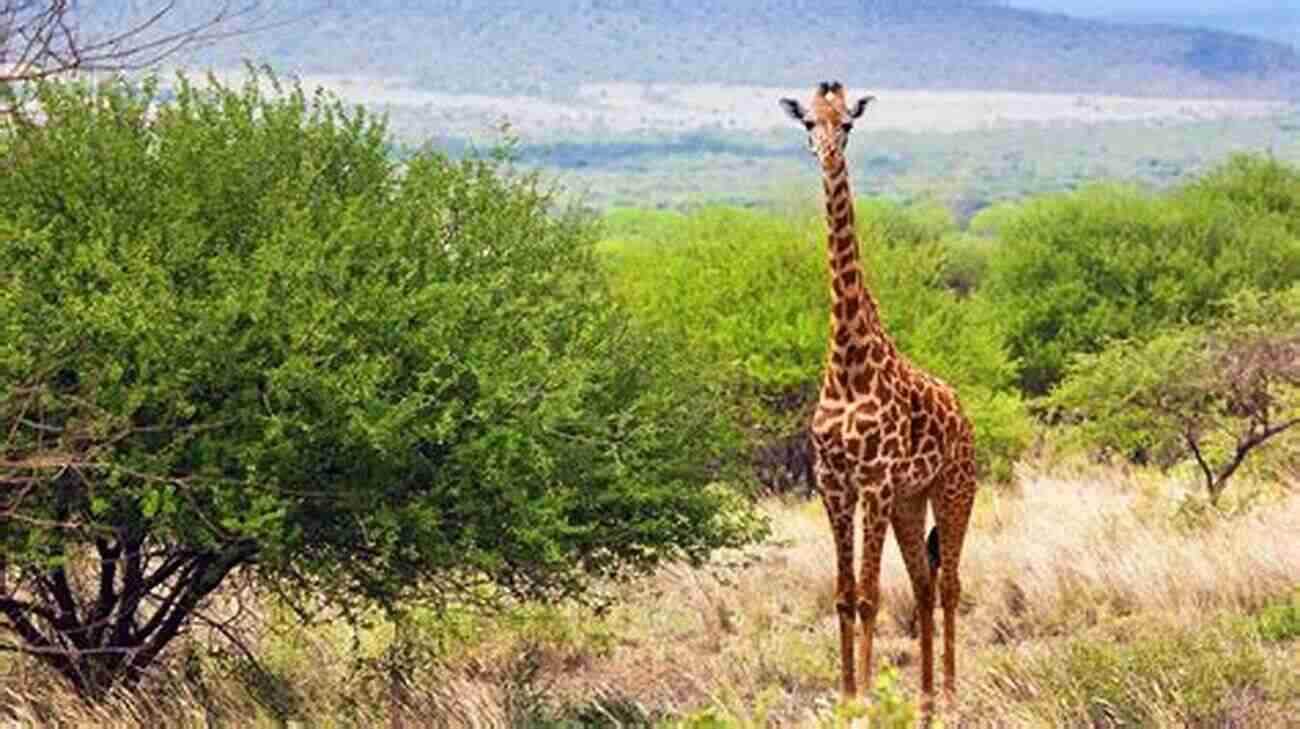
[803,121,815,131]
[841,123,853,133]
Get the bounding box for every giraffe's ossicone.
[778,81,979,715]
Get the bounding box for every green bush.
[1186,154,1300,236]
[980,156,1300,394]
[663,670,934,729]
[854,667,935,729]
[935,233,997,297]
[600,202,1031,481]
[856,198,958,249]
[0,74,764,696]
[1049,285,1300,502]
[1256,593,1300,643]
[601,207,825,391]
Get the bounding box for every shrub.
[663,670,934,729]
[935,233,996,297]
[1050,286,1300,503]
[0,74,764,697]
[600,207,824,392]
[600,203,1032,482]
[856,198,958,249]
[1186,154,1300,236]
[981,157,1300,394]
[1255,593,1300,643]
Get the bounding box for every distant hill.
[96,0,1300,98]
[1104,9,1299,51]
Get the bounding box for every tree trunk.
[2,541,256,700]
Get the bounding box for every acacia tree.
[0,74,765,698]
[1051,286,1300,504]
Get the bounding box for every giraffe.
[778,82,979,711]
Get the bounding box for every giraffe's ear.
[779,98,807,124]
[849,95,876,119]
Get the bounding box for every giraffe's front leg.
[818,470,859,701]
[856,488,890,701]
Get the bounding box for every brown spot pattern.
[800,82,978,714]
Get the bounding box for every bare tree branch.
[1,1,285,91]
[1183,430,1216,497]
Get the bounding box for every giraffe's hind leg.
[935,460,976,704]
[890,489,936,713]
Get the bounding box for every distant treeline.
[514,134,792,169]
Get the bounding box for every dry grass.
[2,462,1298,727]
[543,462,1300,727]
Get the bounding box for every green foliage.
[982,157,1300,394]
[0,73,764,693]
[1050,285,1300,501]
[856,198,957,249]
[855,667,938,729]
[665,708,735,729]
[1255,593,1300,643]
[664,671,934,729]
[1186,154,1300,236]
[600,202,1032,481]
[1168,487,1276,534]
[935,233,997,297]
[601,207,825,391]
[1050,330,1202,458]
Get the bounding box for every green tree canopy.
[600,203,1032,483]
[1050,286,1300,503]
[0,74,763,696]
[980,157,1300,394]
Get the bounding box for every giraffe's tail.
[926,525,941,574]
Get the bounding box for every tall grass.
[4,464,1296,727]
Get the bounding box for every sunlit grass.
[4,462,1296,727]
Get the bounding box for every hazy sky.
[1008,1,1292,16]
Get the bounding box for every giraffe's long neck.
[820,157,889,402]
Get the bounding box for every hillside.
[106,0,1300,99]
[1105,9,1300,50]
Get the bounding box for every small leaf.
[140,490,161,519]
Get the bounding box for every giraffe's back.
[810,357,972,502]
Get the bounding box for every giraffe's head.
[779,81,874,171]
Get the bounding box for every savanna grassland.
[5,466,1299,728]
[5,2,1300,722]
[2,70,1298,728]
